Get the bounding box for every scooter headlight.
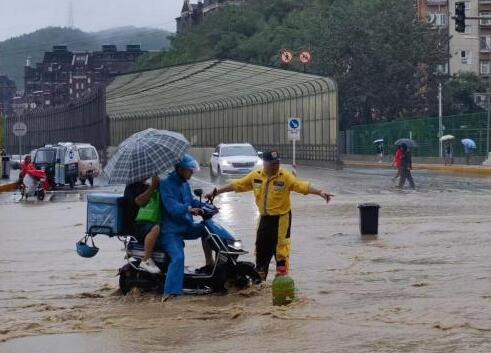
[229,240,243,250]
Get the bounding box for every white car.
[75,143,101,187]
[210,143,263,179]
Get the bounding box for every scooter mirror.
[193,189,203,198]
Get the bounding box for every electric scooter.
[80,189,261,295]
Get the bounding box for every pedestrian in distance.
[205,150,335,281]
[392,145,403,182]
[443,143,453,166]
[464,145,473,165]
[398,143,415,190]
[376,143,384,163]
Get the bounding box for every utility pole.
[488,84,490,154]
[67,2,74,29]
[438,82,443,158]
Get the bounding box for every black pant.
[398,168,415,189]
[255,213,292,280]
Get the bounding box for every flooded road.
[1,166,491,352]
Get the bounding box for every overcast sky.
[0,0,184,41]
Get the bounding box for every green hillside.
[0,26,171,89]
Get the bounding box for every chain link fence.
[344,113,490,158]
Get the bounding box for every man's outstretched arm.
[205,183,235,200]
[308,185,335,204]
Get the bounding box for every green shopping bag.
[136,191,161,223]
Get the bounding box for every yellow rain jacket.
[231,168,311,216]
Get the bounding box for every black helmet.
[262,150,280,164]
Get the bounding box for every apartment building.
[417,0,491,76]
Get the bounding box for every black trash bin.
[358,203,380,235]
[1,156,10,179]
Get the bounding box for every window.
[78,147,98,161]
[87,77,91,84]
[75,83,79,89]
[435,13,448,27]
[76,93,79,98]
[465,1,471,11]
[69,88,73,95]
[481,60,491,74]
[81,83,84,89]
[480,36,491,51]
[465,24,472,34]
[480,12,491,25]
[461,50,472,64]
[220,145,257,157]
[34,150,56,164]
[436,63,449,74]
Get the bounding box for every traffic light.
[455,2,466,33]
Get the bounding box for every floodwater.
[1,166,491,352]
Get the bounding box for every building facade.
[417,0,491,76]
[176,0,245,32]
[0,76,17,117]
[23,44,145,109]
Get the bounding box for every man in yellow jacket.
[205,150,334,280]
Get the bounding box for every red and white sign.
[299,50,313,64]
[280,49,294,65]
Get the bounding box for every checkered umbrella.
[104,129,189,185]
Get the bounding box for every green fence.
[347,113,490,157]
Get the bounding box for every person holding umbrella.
[123,177,162,274]
[104,129,192,275]
[462,139,477,165]
[392,145,403,182]
[440,135,455,166]
[398,143,415,189]
[373,139,384,163]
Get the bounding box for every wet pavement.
[1,166,491,352]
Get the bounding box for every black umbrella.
[394,138,418,148]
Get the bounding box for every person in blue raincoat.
[159,154,213,301]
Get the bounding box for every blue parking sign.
[289,118,300,130]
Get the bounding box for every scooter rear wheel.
[234,262,262,289]
[37,190,45,201]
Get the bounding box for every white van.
[75,143,100,187]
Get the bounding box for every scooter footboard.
[126,241,167,264]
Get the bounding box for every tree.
[138,0,449,127]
